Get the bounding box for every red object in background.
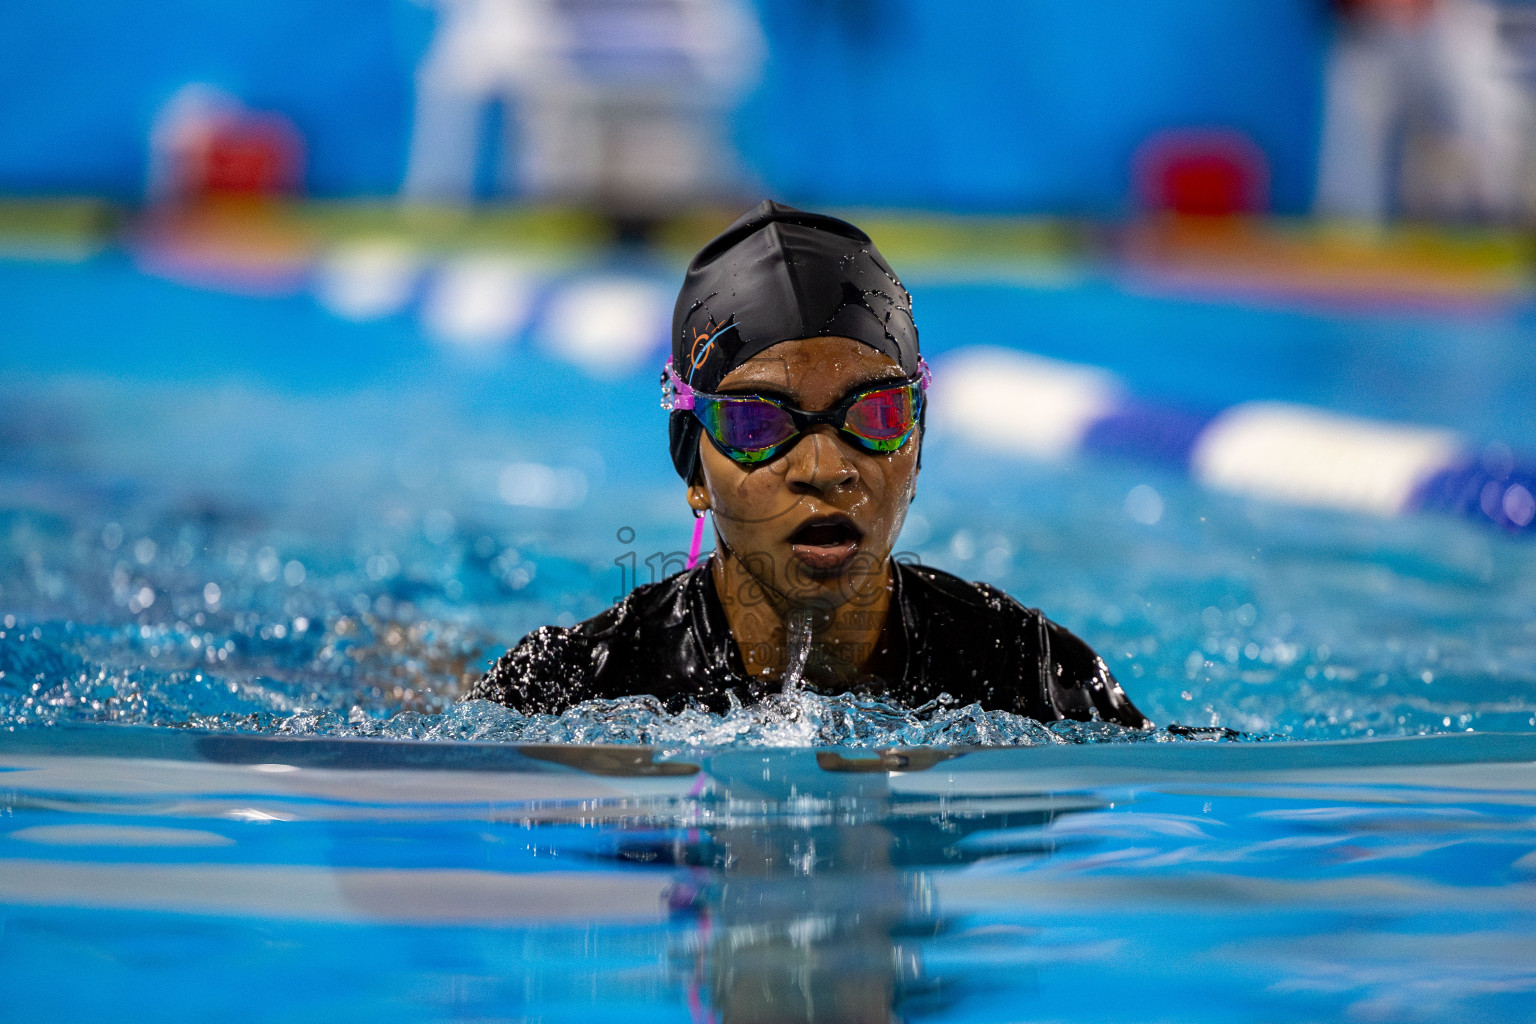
[173,112,304,201]
[1333,0,1439,28]
[1135,130,1269,217]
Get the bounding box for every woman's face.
[695,335,921,610]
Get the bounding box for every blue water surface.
[2,729,1534,1023]
[2,248,1535,1021]
[2,250,1533,740]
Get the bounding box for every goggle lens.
[698,398,797,461]
[698,383,920,462]
[842,386,917,449]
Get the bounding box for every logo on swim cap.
[687,316,740,383]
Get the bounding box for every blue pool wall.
[0,0,1328,214]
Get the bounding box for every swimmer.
[466,201,1149,728]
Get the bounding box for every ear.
[687,481,711,513]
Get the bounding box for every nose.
[781,427,858,495]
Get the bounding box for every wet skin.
[686,336,920,689]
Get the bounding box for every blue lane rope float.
[935,347,1536,536]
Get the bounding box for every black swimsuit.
[466,560,1150,728]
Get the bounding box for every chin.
[784,549,881,605]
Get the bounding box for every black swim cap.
[668,200,920,481]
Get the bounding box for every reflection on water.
[671,754,924,1023]
[5,730,1532,1022]
[666,750,1109,1023]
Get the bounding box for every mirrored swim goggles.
[661,356,931,465]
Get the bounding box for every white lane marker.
[1191,402,1463,517]
[539,277,669,377]
[314,239,422,321]
[934,347,1121,459]
[498,462,588,510]
[423,255,538,349]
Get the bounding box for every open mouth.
[788,516,863,573]
[789,516,863,548]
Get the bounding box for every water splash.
[325,692,1186,748]
[779,608,814,695]
[0,616,1226,747]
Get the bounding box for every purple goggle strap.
[661,356,930,411]
[660,359,697,411]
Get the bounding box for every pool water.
[2,245,1536,1021]
[3,729,1534,1023]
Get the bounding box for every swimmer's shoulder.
[529,568,696,647]
[895,561,1097,653]
[895,561,1151,729]
[896,561,1037,624]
